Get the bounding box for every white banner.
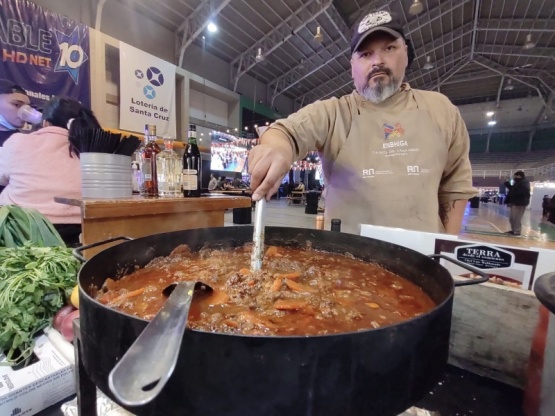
[119,42,176,136]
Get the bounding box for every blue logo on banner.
[143,85,156,99]
[146,67,164,87]
[53,27,89,84]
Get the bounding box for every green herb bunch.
[0,243,81,365]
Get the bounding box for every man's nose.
[370,51,385,67]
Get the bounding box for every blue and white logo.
[146,67,164,87]
[135,69,144,79]
[53,27,89,84]
[143,85,156,99]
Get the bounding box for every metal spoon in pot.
[250,198,266,272]
[109,281,213,406]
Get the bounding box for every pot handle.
[72,236,134,262]
[428,254,490,286]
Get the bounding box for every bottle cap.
[145,124,156,136]
[188,124,196,131]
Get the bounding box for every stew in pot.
[95,244,436,336]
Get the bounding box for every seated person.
[216,176,227,190]
[0,97,101,246]
[0,80,31,194]
[294,181,305,192]
[208,173,218,190]
[232,176,242,188]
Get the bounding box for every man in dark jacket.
[504,171,531,236]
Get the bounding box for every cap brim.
[352,27,403,53]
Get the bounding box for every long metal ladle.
[109,281,213,406]
[250,198,266,272]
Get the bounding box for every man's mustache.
[367,67,392,82]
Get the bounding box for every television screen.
[210,133,253,173]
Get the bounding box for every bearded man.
[248,11,476,234]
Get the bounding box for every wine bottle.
[139,124,161,197]
[182,124,202,197]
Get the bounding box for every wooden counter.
[55,194,251,257]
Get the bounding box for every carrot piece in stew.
[265,246,280,257]
[366,302,381,309]
[274,271,301,280]
[269,277,283,292]
[284,278,316,293]
[273,299,309,311]
[107,288,145,307]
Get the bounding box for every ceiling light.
[488,120,497,126]
[422,55,434,70]
[504,79,514,91]
[244,126,249,131]
[314,26,324,43]
[265,121,269,125]
[207,22,217,33]
[486,111,495,117]
[522,33,536,50]
[226,129,230,133]
[255,48,264,63]
[409,0,424,15]
[234,128,238,131]
[254,124,258,128]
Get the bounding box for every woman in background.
[0,97,100,246]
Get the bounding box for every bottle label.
[142,159,152,180]
[182,171,198,190]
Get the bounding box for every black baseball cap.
[0,79,26,95]
[351,11,405,53]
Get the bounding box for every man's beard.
[358,68,402,104]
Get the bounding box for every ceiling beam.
[268,4,351,106]
[348,0,398,23]
[495,75,505,109]
[473,56,550,107]
[404,0,472,38]
[534,91,555,127]
[469,0,481,60]
[476,18,555,33]
[229,0,333,92]
[408,47,472,85]
[296,71,352,105]
[269,38,348,105]
[475,44,555,60]
[411,22,473,64]
[323,5,350,44]
[177,0,232,67]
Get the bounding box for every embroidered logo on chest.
[382,122,405,140]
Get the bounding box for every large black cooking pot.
[75,226,487,416]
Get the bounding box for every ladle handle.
[251,198,266,272]
[108,281,196,406]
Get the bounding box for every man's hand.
[248,131,294,201]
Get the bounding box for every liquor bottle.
[139,124,161,197]
[156,135,182,197]
[182,124,201,197]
